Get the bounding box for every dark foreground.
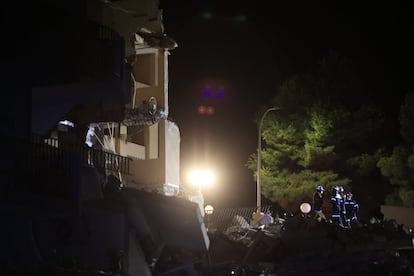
[207,216,414,275]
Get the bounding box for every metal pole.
[257,107,279,212]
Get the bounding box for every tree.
[248,52,392,214]
[377,93,414,207]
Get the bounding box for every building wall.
[85,0,178,195]
[381,205,414,229]
[118,139,146,160]
[124,120,180,195]
[164,121,180,195]
[132,48,168,112]
[127,120,165,189]
[87,0,163,57]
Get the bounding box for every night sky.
[159,1,414,209]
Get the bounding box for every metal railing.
[207,205,272,231]
[31,134,132,175]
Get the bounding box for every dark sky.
[159,1,413,208]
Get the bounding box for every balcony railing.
[31,135,132,175]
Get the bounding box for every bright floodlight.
[188,169,215,188]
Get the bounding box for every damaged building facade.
[30,0,180,196]
[1,0,210,275]
[85,0,180,195]
[3,1,413,275]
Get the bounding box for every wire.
[100,0,147,17]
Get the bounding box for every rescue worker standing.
[312,185,327,222]
[338,186,347,227]
[330,186,344,227]
[344,192,359,228]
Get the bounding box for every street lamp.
[300,202,311,215]
[257,107,279,212]
[204,205,214,231]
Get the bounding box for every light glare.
[188,169,215,187]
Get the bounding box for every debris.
[207,211,414,275]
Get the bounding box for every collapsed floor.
[207,214,414,275]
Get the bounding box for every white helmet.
[316,185,325,192]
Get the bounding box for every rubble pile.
[207,213,414,275]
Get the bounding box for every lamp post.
[257,107,279,212]
[204,205,214,231]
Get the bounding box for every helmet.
[316,185,325,192]
[338,186,344,193]
[331,186,339,193]
[346,192,353,198]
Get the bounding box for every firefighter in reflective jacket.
[312,185,327,221]
[338,186,346,227]
[344,192,359,228]
[330,186,343,226]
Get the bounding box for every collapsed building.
[1,0,211,275]
[2,1,414,275]
[205,207,414,275]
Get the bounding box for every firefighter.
[312,185,327,222]
[330,186,344,226]
[338,186,347,227]
[344,192,359,228]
